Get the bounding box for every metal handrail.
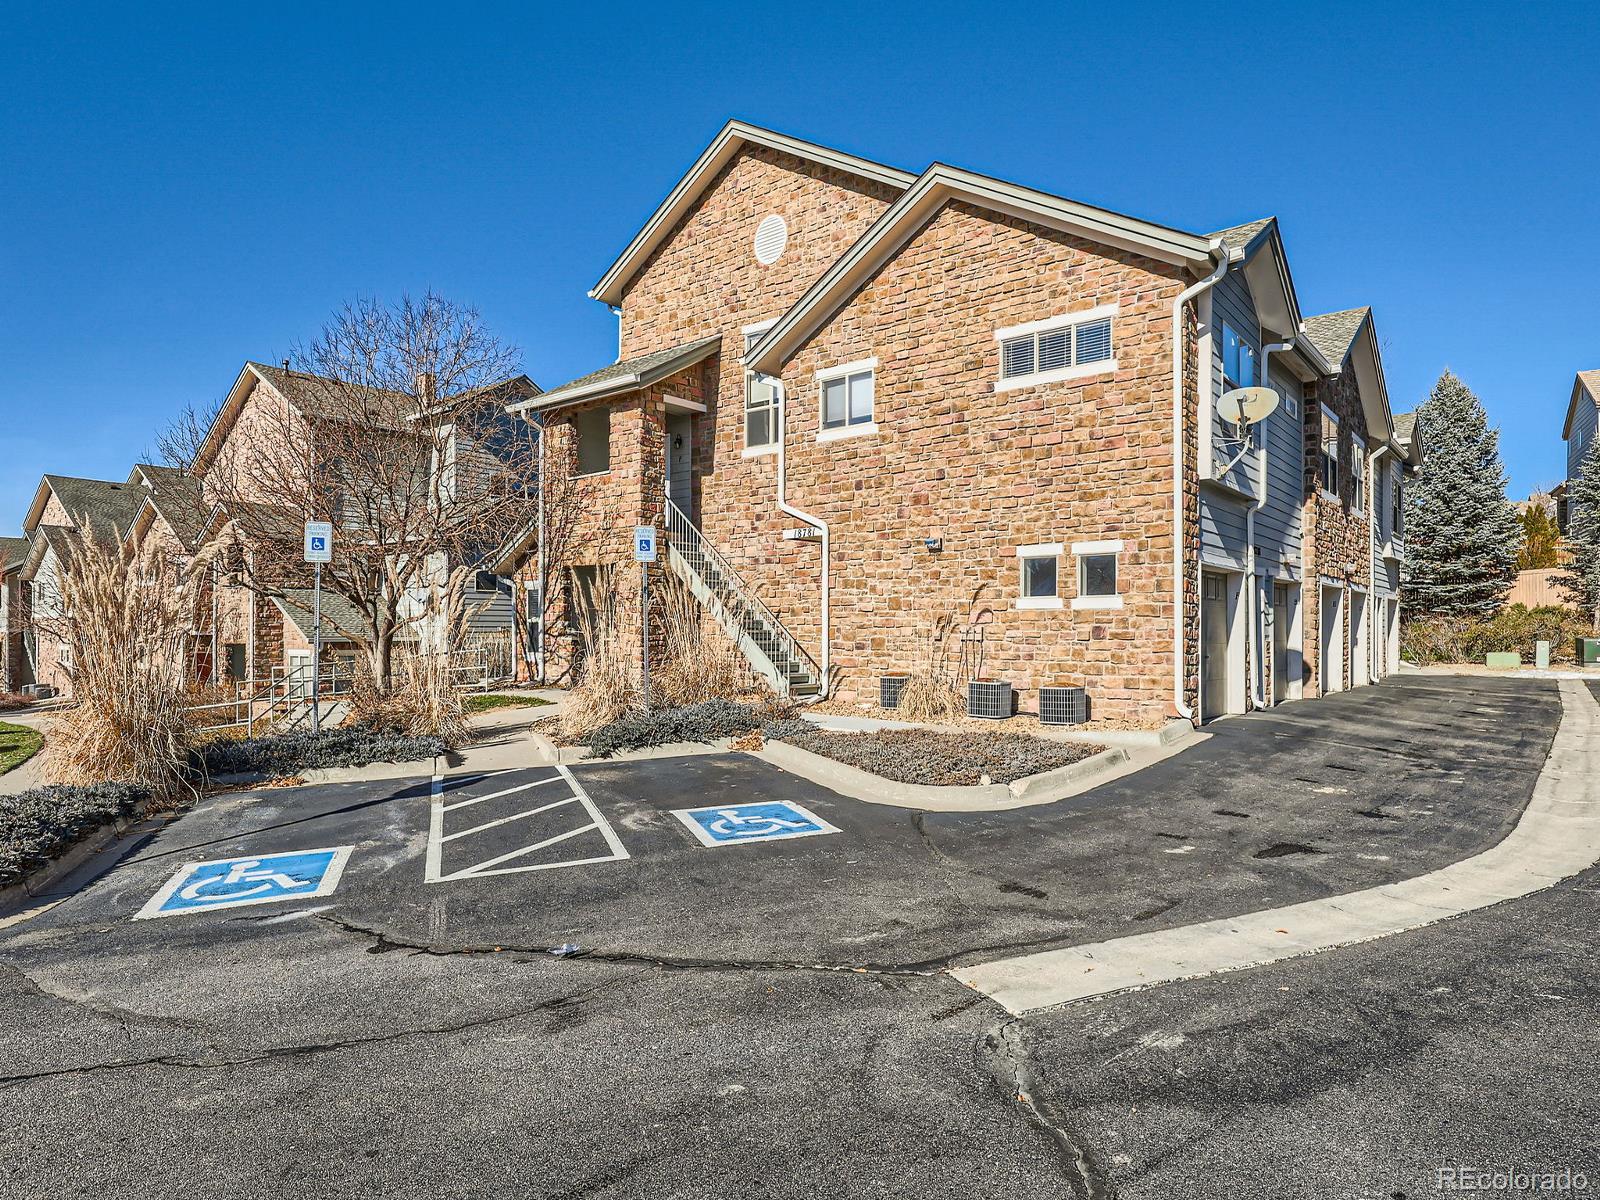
[662,499,819,681]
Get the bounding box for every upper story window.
[817,358,876,442]
[573,407,611,476]
[742,320,779,454]
[1222,324,1258,390]
[995,304,1117,392]
[1390,464,1404,538]
[1319,405,1340,499]
[1351,434,1366,513]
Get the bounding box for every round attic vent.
[753,214,788,265]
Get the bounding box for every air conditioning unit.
[967,680,1013,720]
[1039,685,1088,726]
[880,675,910,709]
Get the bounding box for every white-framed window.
[573,406,611,476]
[1071,539,1124,610]
[1016,543,1063,609]
[995,304,1117,391]
[742,320,779,455]
[1391,466,1404,538]
[1319,405,1340,500]
[1351,434,1366,513]
[816,358,876,442]
[1222,324,1258,390]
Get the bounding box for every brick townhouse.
[504,120,1422,726]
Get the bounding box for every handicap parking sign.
[135,846,353,920]
[673,801,839,848]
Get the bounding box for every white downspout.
[1249,336,1296,708]
[1171,250,1228,720]
[773,380,830,694]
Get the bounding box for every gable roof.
[507,335,723,415]
[747,162,1219,375]
[590,120,918,307]
[1299,307,1399,449]
[1392,411,1423,465]
[23,474,144,541]
[1211,217,1301,340]
[0,536,27,573]
[1563,369,1600,440]
[272,588,366,644]
[1301,308,1370,366]
[128,464,214,552]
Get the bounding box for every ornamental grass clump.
[895,613,964,722]
[40,528,214,808]
[559,589,641,740]
[652,578,754,708]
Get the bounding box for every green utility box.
[1578,638,1600,666]
[1485,652,1522,670]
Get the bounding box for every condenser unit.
[967,680,1013,720]
[1039,685,1088,726]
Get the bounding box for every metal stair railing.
[662,499,820,690]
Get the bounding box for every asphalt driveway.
[0,673,1573,1198]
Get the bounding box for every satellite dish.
[1217,386,1280,426]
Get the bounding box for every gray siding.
[466,576,514,633]
[1200,492,1248,570]
[1208,270,1262,500]
[1371,457,1402,599]
[1570,396,1597,483]
[1258,360,1305,575]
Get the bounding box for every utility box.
[1485,652,1521,670]
[1536,640,1551,670]
[1579,638,1600,666]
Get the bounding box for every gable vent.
[754,214,788,265]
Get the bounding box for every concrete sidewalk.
[953,677,1600,1014]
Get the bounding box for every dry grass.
[40,530,212,807]
[558,588,641,740]
[652,578,755,708]
[347,569,473,747]
[893,612,965,721]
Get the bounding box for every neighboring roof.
[0,536,27,573]
[1562,369,1600,440]
[1392,411,1424,466]
[272,588,366,644]
[19,525,77,581]
[129,464,213,552]
[1212,216,1302,342]
[508,335,724,415]
[590,119,918,307]
[247,361,417,430]
[1300,308,1370,367]
[748,162,1219,375]
[23,474,144,540]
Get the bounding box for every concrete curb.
[953,677,1600,1014]
[753,738,1129,812]
[800,710,1193,749]
[0,815,137,917]
[522,732,736,766]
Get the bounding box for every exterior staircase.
[663,500,822,699]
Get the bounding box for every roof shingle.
[1301,308,1371,368]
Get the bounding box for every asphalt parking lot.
[0,673,1583,1198]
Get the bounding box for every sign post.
[303,521,333,735]
[634,526,657,709]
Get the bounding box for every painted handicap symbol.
[673,801,839,848]
[136,846,354,919]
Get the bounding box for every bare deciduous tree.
[164,293,538,691]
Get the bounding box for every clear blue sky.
[3,1,1596,531]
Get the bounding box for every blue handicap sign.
[673,801,839,848]
[136,846,354,919]
[310,536,326,551]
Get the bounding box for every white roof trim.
[746,164,1216,375]
[589,120,916,306]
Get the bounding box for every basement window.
[995,305,1117,391]
[1016,543,1063,610]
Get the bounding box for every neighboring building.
[1559,370,1599,534]
[504,120,1424,725]
[0,537,30,693]
[16,474,146,696]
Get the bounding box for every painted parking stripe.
[425,766,628,883]
[136,846,353,920]
[442,773,564,814]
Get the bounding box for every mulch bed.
[765,724,1103,787]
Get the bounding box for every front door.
[1350,589,1369,687]
[1271,582,1292,704]
[665,414,693,508]
[1320,585,1344,694]
[1201,571,1230,720]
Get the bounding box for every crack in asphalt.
[980,1018,1117,1199]
[0,976,623,1090]
[1,961,206,1042]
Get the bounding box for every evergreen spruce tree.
[1402,370,1520,616]
[1559,433,1600,632]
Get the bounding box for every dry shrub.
[345,569,471,746]
[559,588,640,740]
[895,613,963,722]
[1401,604,1591,665]
[653,578,755,707]
[41,530,213,806]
